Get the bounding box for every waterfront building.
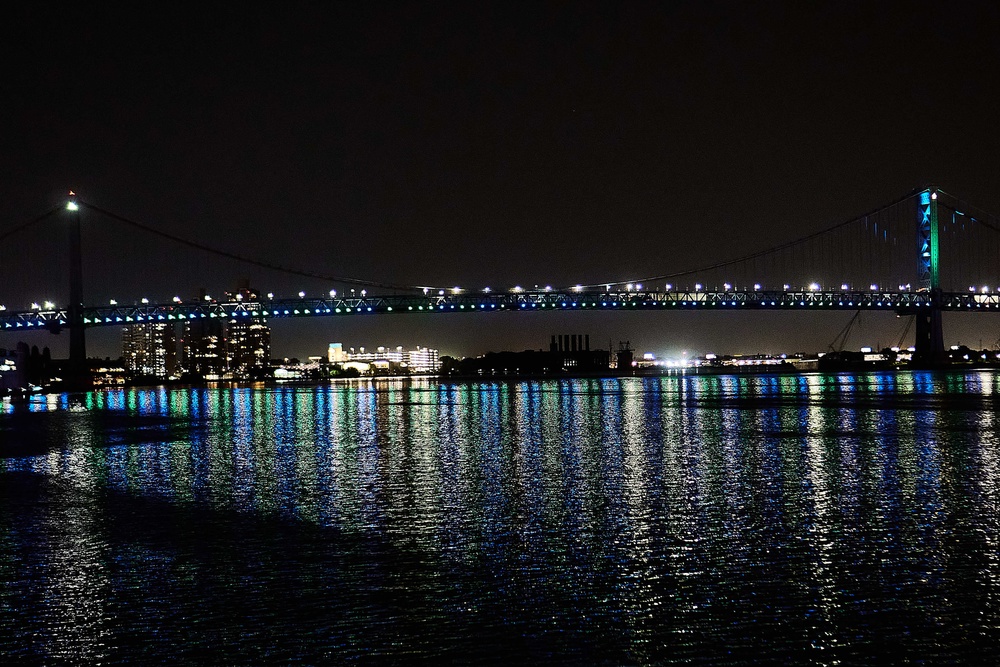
[226,317,270,378]
[181,318,225,379]
[407,346,440,373]
[224,284,271,378]
[328,342,345,363]
[180,284,270,380]
[330,343,441,373]
[122,322,177,378]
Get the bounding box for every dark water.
[2,373,1000,665]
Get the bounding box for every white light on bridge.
[267,293,274,299]
[110,299,117,305]
[665,283,673,291]
[783,284,790,291]
[841,283,849,290]
[513,286,523,293]
[636,283,643,291]
[204,294,212,301]
[173,296,181,303]
[626,283,634,291]
[483,287,491,293]
[141,297,149,304]
[982,286,990,294]
[298,291,306,298]
[66,201,79,211]
[31,303,40,310]
[452,287,462,295]
[808,283,820,291]
[43,301,54,310]
[573,285,583,292]
[695,283,702,291]
[723,283,731,291]
[753,283,761,291]
[0,305,5,311]
[870,284,878,291]
[329,289,337,297]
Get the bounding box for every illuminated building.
[222,284,270,379]
[122,322,177,378]
[407,346,440,373]
[181,318,225,379]
[331,343,441,373]
[226,316,270,377]
[328,343,345,363]
[179,284,271,380]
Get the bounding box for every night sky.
[3,2,1000,360]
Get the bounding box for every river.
[2,373,999,664]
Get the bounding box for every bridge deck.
[3,290,1000,331]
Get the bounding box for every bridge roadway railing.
[2,290,1000,330]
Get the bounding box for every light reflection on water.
[3,372,1000,663]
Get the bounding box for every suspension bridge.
[1,186,999,371]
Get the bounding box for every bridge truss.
[4,288,1000,333]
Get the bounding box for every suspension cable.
[574,188,923,289]
[79,201,434,292]
[0,206,62,243]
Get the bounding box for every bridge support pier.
[912,305,945,367]
[67,196,87,383]
[912,188,947,368]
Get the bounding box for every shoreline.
[56,361,1000,392]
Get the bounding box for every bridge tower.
[66,193,87,378]
[913,187,945,366]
